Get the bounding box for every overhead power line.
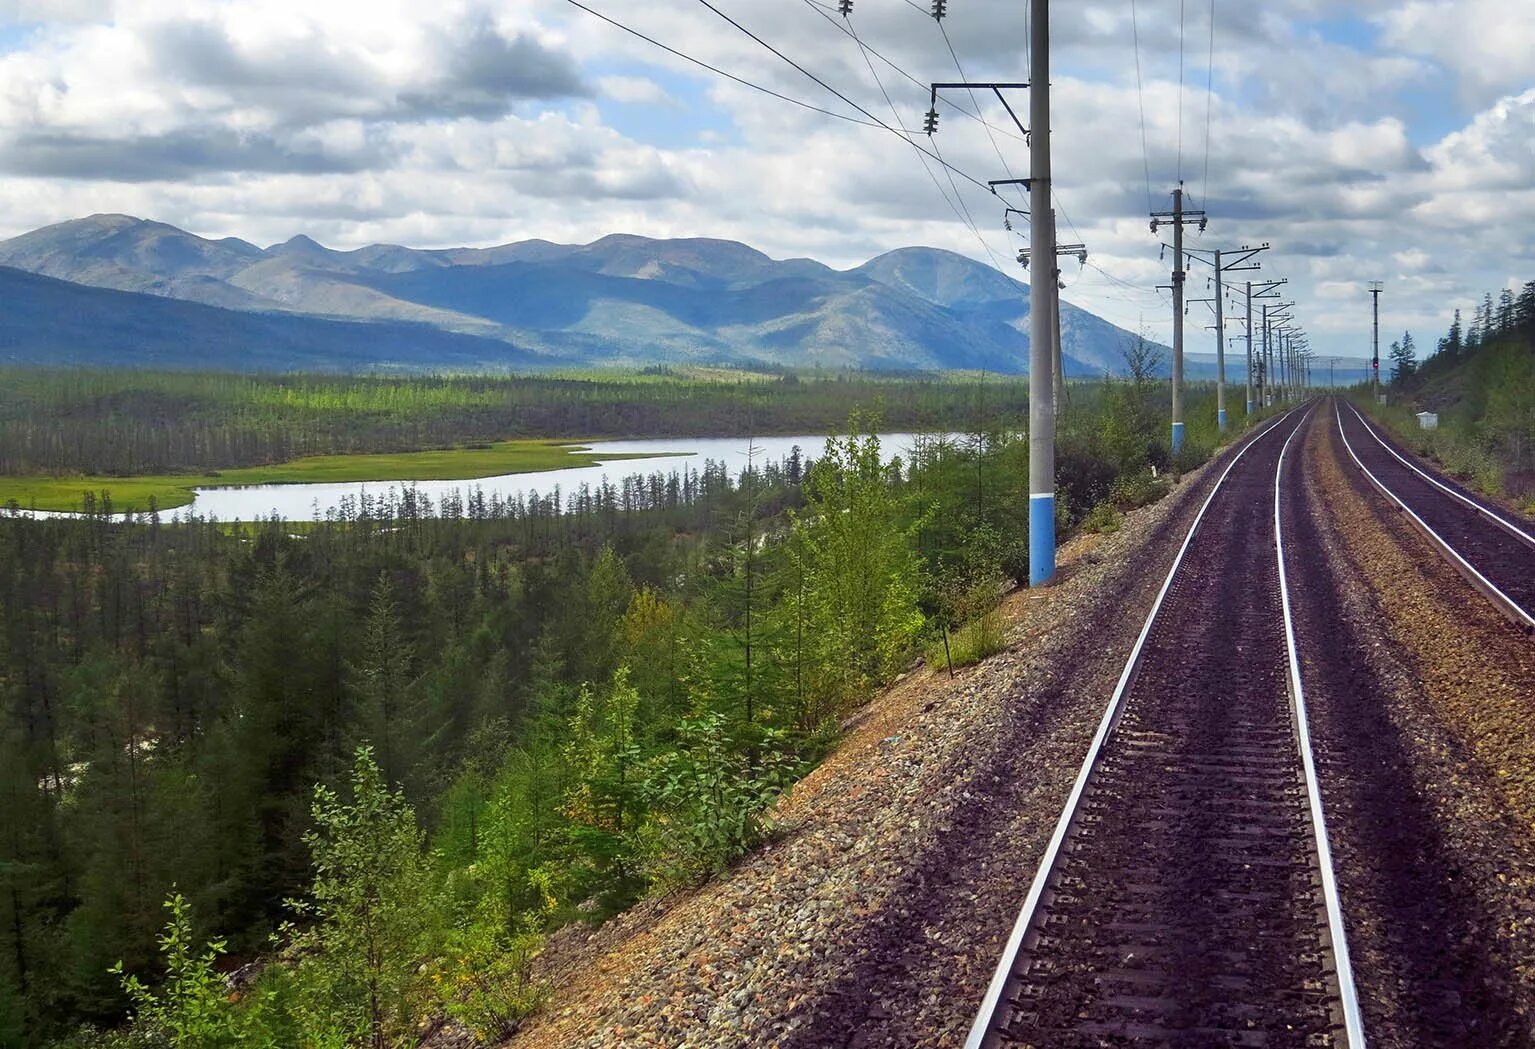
[561,0,883,129]
[690,0,996,194]
[839,8,1006,269]
[1177,0,1187,185]
[1200,0,1217,208]
[1130,0,1154,213]
[799,0,1027,143]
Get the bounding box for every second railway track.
[1334,400,1535,629]
[966,405,1363,1049]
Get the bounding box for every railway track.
[1334,400,1535,629]
[965,405,1364,1049]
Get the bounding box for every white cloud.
[597,75,673,106]
[1378,1,1535,105]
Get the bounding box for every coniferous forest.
[0,363,1227,1047]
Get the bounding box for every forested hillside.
[3,364,1237,1047]
[1374,279,1535,505]
[0,369,1028,479]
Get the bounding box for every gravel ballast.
[1292,407,1535,1047]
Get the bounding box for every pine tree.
[1498,288,1516,336]
[1517,281,1535,335]
[1389,332,1418,385]
[561,668,645,906]
[350,573,415,790]
[1447,309,1464,356]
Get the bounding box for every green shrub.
[111,894,260,1049]
[438,922,546,1041]
[1109,472,1170,511]
[1080,503,1122,534]
[640,712,796,883]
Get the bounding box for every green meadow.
[0,440,677,513]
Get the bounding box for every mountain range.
[0,214,1177,375]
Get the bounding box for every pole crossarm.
[1181,243,1269,270]
[928,83,1030,138]
[1018,242,1087,268]
[1150,209,1207,234]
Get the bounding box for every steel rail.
[962,407,1304,1049]
[1334,401,1535,631]
[1344,401,1535,550]
[1274,407,1367,1047]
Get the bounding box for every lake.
[49,432,954,522]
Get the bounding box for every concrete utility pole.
[1016,209,1085,418]
[1151,184,1206,453]
[1051,212,1064,414]
[1249,279,1285,407]
[1028,0,1054,587]
[1270,302,1295,403]
[1245,281,1255,413]
[1181,244,1267,430]
[1369,281,1383,400]
[929,75,1042,580]
[1260,304,1269,406]
[1214,253,1226,430]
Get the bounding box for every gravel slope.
[502,437,1260,1049]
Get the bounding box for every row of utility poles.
[1154,181,1317,449]
[927,0,1322,588]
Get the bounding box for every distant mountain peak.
[0,213,1170,377]
[270,233,330,255]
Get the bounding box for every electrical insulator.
[931,0,946,19]
[1077,251,1088,266]
[1150,219,1159,233]
[923,108,939,135]
[1198,217,1208,233]
[838,0,852,14]
[1003,216,1012,231]
[1017,250,1030,270]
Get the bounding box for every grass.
[0,440,684,514]
[926,608,1007,672]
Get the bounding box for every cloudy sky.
[0,0,1530,362]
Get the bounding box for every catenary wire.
[1177,0,1186,186]
[1200,0,1216,209]
[842,10,1006,268]
[691,0,998,194]
[799,0,1027,143]
[1130,0,1155,213]
[561,0,884,129]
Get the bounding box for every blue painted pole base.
[1029,493,1056,588]
[1171,421,1185,454]
[1246,400,1254,415]
[1217,408,1228,432]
